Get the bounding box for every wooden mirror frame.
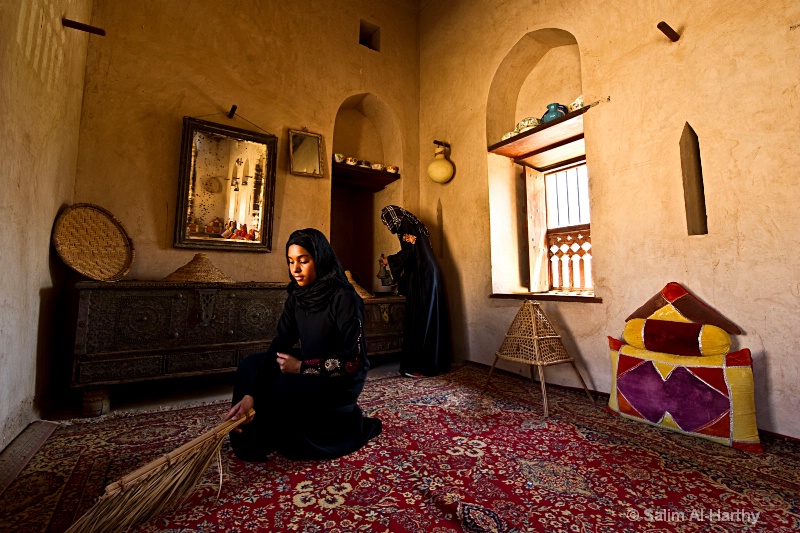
[288,129,324,177]
[174,117,277,252]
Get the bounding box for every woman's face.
[287,244,317,286]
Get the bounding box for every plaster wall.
[74,0,420,284]
[420,0,800,437]
[0,0,92,449]
[515,45,582,126]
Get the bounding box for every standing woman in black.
[225,228,382,461]
[380,205,452,377]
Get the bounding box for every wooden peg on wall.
[657,21,680,42]
[62,18,106,36]
[680,123,707,235]
[228,105,237,118]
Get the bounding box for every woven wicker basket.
[484,300,595,418]
[162,253,234,283]
[52,203,135,281]
[495,300,573,366]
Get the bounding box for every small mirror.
[288,129,324,177]
[174,117,277,252]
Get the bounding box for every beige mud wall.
[419,1,800,437]
[0,0,93,449]
[75,0,419,283]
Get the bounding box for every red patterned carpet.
[1,363,799,532]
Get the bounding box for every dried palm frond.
[65,409,253,533]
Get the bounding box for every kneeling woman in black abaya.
[224,228,382,461]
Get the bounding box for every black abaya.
[230,229,382,461]
[231,286,381,460]
[386,218,452,376]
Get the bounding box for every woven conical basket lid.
[162,253,234,282]
[496,300,572,365]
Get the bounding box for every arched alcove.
[486,29,579,145]
[486,29,583,294]
[331,93,404,292]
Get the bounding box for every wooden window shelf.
[487,106,590,172]
[332,161,401,192]
[489,292,602,303]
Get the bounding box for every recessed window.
[359,20,380,51]
[542,163,592,293]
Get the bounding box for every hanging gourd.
[427,144,454,184]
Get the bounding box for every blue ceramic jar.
[541,103,565,123]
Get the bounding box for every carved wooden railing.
[547,224,592,292]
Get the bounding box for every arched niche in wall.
[486,28,581,145]
[331,93,404,293]
[333,93,403,169]
[486,28,582,294]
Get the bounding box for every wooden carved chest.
[72,281,404,415]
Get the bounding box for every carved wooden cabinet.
[362,295,405,356]
[72,282,404,416]
[72,281,286,415]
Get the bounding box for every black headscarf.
[285,228,355,312]
[380,205,430,237]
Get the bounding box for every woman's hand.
[380,256,388,266]
[402,233,417,244]
[225,394,255,432]
[277,352,302,374]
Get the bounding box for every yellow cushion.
[607,337,761,452]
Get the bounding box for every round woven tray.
[52,203,135,281]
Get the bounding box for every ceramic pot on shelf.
[541,103,565,123]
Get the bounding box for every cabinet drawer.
[222,290,284,342]
[77,291,185,354]
[77,355,164,384]
[238,343,272,363]
[366,333,403,355]
[167,349,238,374]
[363,301,405,335]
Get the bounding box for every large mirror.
[174,117,277,252]
[288,129,324,177]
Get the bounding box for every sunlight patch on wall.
[16,0,65,91]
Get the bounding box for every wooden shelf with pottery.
[332,161,400,192]
[487,105,591,172]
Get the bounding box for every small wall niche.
[359,20,381,51]
[680,122,708,236]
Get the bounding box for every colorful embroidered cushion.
[625,282,742,334]
[623,318,731,357]
[606,337,761,452]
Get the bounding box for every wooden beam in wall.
[657,21,680,42]
[62,18,106,36]
[679,123,708,236]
